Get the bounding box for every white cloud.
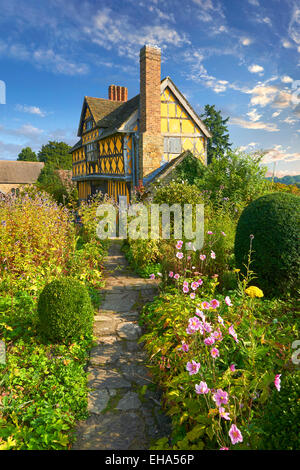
[263,148,300,163]
[239,142,258,151]
[248,0,259,5]
[248,64,264,74]
[272,111,281,117]
[15,104,47,117]
[282,40,293,48]
[230,117,279,132]
[248,84,293,109]
[241,37,253,46]
[289,6,300,45]
[282,116,297,125]
[266,169,300,177]
[281,75,293,83]
[247,108,262,122]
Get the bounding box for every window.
[86,119,93,131]
[164,137,181,154]
[86,142,98,162]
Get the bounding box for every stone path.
[74,240,171,450]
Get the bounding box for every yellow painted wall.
[161,87,206,163]
[107,180,130,203]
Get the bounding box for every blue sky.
[0,0,300,177]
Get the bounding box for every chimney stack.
[108,85,128,102]
[139,45,164,178]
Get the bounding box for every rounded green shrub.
[38,277,94,343]
[259,372,300,450]
[234,192,300,296]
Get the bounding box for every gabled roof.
[160,77,212,138]
[76,77,211,140]
[77,97,123,136]
[0,161,44,184]
[143,150,193,186]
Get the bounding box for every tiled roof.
[97,95,139,129]
[85,97,122,124]
[0,161,44,183]
[143,151,191,186]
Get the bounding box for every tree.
[17,147,37,162]
[200,105,231,164]
[38,141,72,169]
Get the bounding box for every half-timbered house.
[71,45,211,201]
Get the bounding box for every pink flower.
[188,316,202,332]
[186,325,195,335]
[213,329,223,341]
[149,274,155,279]
[218,315,224,326]
[211,347,220,358]
[174,273,180,280]
[204,336,215,346]
[213,389,229,407]
[190,292,196,299]
[229,424,243,445]
[176,240,183,249]
[225,296,232,306]
[203,322,212,333]
[195,381,209,394]
[187,255,191,261]
[220,447,229,450]
[183,280,189,287]
[169,271,174,278]
[219,407,230,420]
[183,285,189,293]
[197,278,203,286]
[230,364,236,372]
[202,301,210,310]
[195,308,205,321]
[274,374,281,391]
[180,342,189,352]
[200,254,206,261]
[221,231,226,236]
[210,299,220,309]
[207,231,213,235]
[186,360,200,375]
[191,281,199,291]
[211,251,216,259]
[176,252,183,259]
[229,325,239,343]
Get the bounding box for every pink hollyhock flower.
[229,424,243,445]
[197,278,203,286]
[230,364,236,372]
[213,389,229,407]
[204,336,215,346]
[207,231,213,235]
[195,381,209,394]
[202,301,210,310]
[211,251,216,259]
[274,374,281,391]
[225,296,232,306]
[190,292,196,299]
[211,347,220,358]
[180,342,189,352]
[183,285,189,293]
[220,447,229,450]
[186,360,200,375]
[200,254,206,261]
[219,407,230,421]
[176,240,183,249]
[195,308,205,321]
[229,325,239,343]
[218,315,224,326]
[174,273,180,280]
[149,274,155,279]
[176,252,183,259]
[169,271,174,278]
[210,299,220,309]
[191,281,199,291]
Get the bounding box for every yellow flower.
[245,286,264,298]
[208,408,219,418]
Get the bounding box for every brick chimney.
[139,45,164,178]
[108,85,128,102]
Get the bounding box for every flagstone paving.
[73,240,171,450]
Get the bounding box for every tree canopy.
[37,141,72,169]
[17,147,37,162]
[200,104,231,164]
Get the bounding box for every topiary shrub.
[38,277,94,343]
[234,192,300,297]
[259,372,300,450]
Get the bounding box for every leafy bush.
[174,152,206,185]
[38,277,93,343]
[259,372,300,450]
[234,192,300,296]
[153,181,203,206]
